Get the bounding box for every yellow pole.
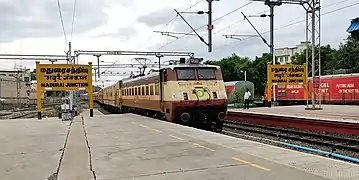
[36,62,42,119]
[267,63,272,105]
[303,63,308,101]
[88,62,94,117]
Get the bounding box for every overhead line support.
[251,0,320,109]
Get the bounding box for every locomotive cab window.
[176,68,196,80]
[198,68,216,80]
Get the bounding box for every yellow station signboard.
[36,62,93,119]
[267,64,307,85]
[36,63,92,91]
[266,63,307,102]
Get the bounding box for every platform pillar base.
[90,109,93,117]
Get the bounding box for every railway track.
[226,111,359,136]
[223,120,359,156]
[9,112,37,119]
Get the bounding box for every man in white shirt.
[243,88,251,109]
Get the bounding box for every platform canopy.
[347,17,359,33]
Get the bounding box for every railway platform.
[229,104,359,122]
[0,110,358,180]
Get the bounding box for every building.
[0,70,31,104]
[347,17,359,40]
[275,41,309,65]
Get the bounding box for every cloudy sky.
[0,0,358,86]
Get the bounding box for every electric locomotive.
[95,57,228,132]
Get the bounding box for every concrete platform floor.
[0,117,70,180]
[1,109,358,180]
[229,104,359,122]
[84,111,359,180]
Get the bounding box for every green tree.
[291,44,337,75]
[206,35,359,98]
[205,53,250,82]
[335,36,359,73]
[205,53,272,97]
[248,53,272,94]
[291,36,359,74]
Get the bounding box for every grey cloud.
[0,0,109,42]
[137,7,210,33]
[137,8,175,27]
[91,26,138,41]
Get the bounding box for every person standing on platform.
[243,88,251,109]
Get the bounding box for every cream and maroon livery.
[95,60,227,132]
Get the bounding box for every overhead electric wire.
[178,9,268,51]
[56,0,68,44]
[70,0,77,42]
[199,0,359,57]
[213,9,269,35]
[161,0,205,30]
[232,1,359,47]
[144,0,204,56]
[155,1,254,51]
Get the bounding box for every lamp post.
[93,68,97,82]
[93,54,101,79]
[156,54,164,70]
[48,59,58,103]
[241,70,247,82]
[49,59,58,64]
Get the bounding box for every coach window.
[176,68,196,80]
[198,68,216,80]
[132,88,134,96]
[146,86,149,95]
[141,86,144,96]
[150,85,154,95]
[155,83,159,95]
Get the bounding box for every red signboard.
[264,73,359,104]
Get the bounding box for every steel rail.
[226,111,359,136]
[223,121,359,152]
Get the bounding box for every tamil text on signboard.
[268,64,306,85]
[37,64,91,91]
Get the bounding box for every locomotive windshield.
[176,68,196,80]
[175,67,217,80]
[198,68,216,80]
